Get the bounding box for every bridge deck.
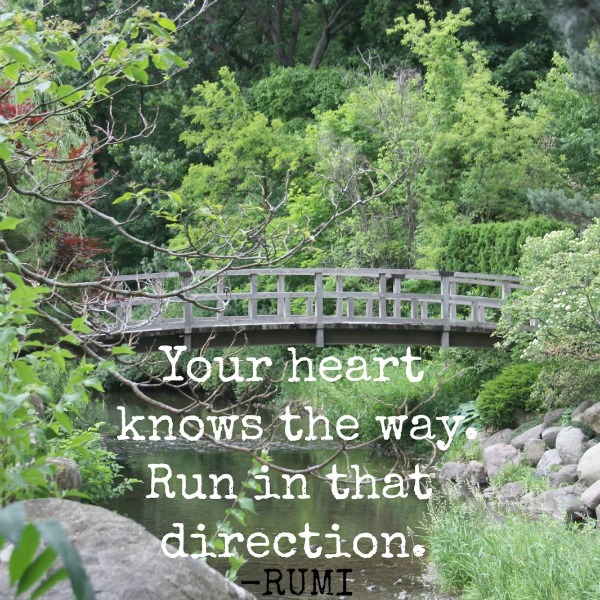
[92,268,527,349]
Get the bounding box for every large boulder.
[0,499,254,600]
[577,443,600,486]
[572,400,594,422]
[523,439,546,466]
[580,403,600,436]
[520,485,587,521]
[463,460,487,486]
[535,449,562,476]
[541,427,563,450]
[482,429,513,450]
[46,457,83,497]
[483,443,520,478]
[549,464,578,488]
[496,482,526,504]
[543,409,564,427]
[511,423,546,451]
[440,461,467,483]
[555,427,587,464]
[581,480,600,511]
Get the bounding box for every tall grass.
[427,488,600,600]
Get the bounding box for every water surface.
[102,393,440,599]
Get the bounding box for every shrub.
[437,217,566,276]
[476,363,542,429]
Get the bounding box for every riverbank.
[428,400,600,599]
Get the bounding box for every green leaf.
[16,546,58,595]
[156,16,177,32]
[123,65,148,85]
[0,141,13,159]
[36,520,95,600]
[4,45,33,66]
[84,377,104,393]
[112,192,134,205]
[237,496,255,514]
[9,523,40,585]
[53,410,73,434]
[0,503,25,544]
[30,567,68,599]
[110,345,135,355]
[0,216,24,231]
[229,509,246,526]
[71,317,92,334]
[54,50,81,71]
[160,48,187,69]
[59,334,81,345]
[152,53,169,71]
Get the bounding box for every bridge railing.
[93,269,526,338]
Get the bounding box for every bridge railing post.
[379,273,387,318]
[440,271,452,349]
[315,272,324,347]
[181,272,193,348]
[336,275,343,317]
[249,274,258,320]
[393,275,402,318]
[216,273,225,321]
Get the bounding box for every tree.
[0,3,432,489]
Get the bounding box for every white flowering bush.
[498,220,600,362]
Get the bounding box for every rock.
[581,480,600,511]
[551,464,579,488]
[46,458,82,497]
[521,484,587,521]
[463,461,487,485]
[523,438,546,466]
[0,499,254,600]
[580,403,600,436]
[543,409,564,427]
[440,461,466,483]
[511,423,546,451]
[572,400,594,422]
[587,439,599,450]
[555,427,587,464]
[577,444,600,486]
[542,427,563,449]
[28,393,45,418]
[483,489,495,500]
[483,429,513,450]
[496,481,526,504]
[483,443,520,478]
[535,449,562,475]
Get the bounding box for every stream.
[102,392,444,599]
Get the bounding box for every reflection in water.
[102,393,438,599]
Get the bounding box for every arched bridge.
[96,268,529,350]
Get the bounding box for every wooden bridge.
[95,268,527,350]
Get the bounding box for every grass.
[426,488,600,600]
[442,436,483,464]
[490,463,550,495]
